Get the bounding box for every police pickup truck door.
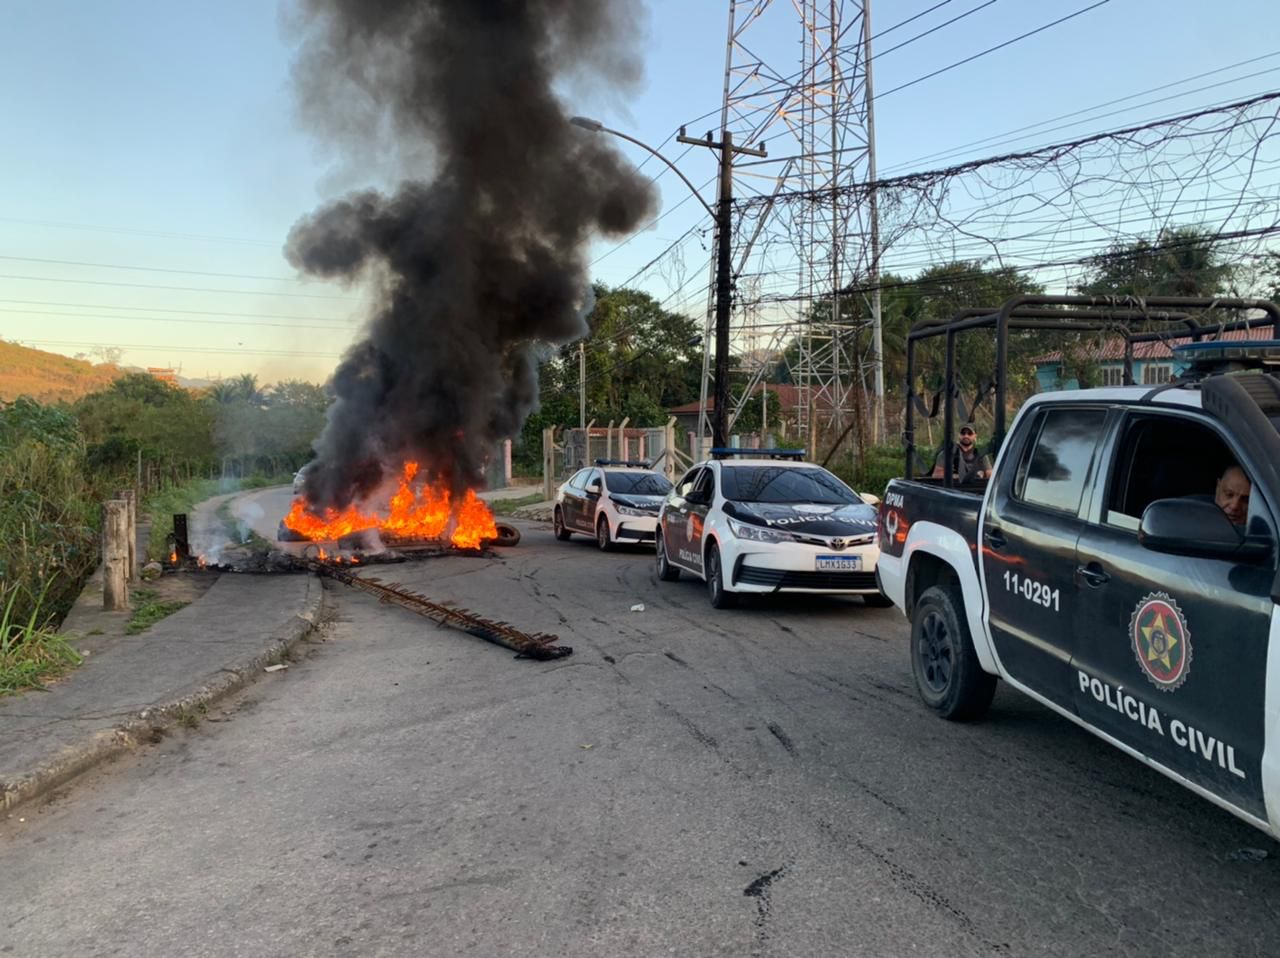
[1070,410,1273,820]
[981,404,1110,711]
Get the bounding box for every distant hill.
[0,341,123,404]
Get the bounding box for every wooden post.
[117,489,138,582]
[103,500,130,612]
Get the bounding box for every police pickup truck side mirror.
[1139,498,1272,563]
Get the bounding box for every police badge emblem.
[1129,591,1192,692]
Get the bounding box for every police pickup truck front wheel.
[910,585,996,721]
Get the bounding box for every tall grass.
[0,576,82,694]
[0,401,102,635]
[0,400,97,693]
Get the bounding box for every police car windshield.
[606,472,672,495]
[721,465,857,504]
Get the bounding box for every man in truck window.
[931,424,992,484]
[1214,463,1251,527]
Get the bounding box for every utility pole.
[578,341,586,428]
[677,126,766,450]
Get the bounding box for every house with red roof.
[1033,327,1271,391]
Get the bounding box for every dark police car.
[878,294,1280,838]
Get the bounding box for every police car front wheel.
[705,542,736,609]
[910,585,995,721]
[596,517,613,551]
[656,530,680,581]
[553,508,571,541]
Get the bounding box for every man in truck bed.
[930,423,992,483]
[876,295,1280,840]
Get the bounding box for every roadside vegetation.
[0,372,326,692]
[0,400,98,693]
[489,492,546,515]
[125,589,190,635]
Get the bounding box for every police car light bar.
[1173,340,1280,379]
[593,458,651,468]
[710,447,807,460]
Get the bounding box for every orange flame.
[452,489,498,549]
[284,461,497,550]
[169,551,178,564]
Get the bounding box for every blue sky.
[1,0,1276,382]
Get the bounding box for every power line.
[874,1,1112,102]
[0,298,351,323]
[876,52,1280,175]
[0,216,278,248]
[17,339,344,358]
[0,272,352,300]
[590,171,715,268]
[873,1,998,61]
[0,307,355,332]
[0,253,303,283]
[736,90,1280,208]
[871,0,957,40]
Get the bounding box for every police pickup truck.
[876,294,1280,838]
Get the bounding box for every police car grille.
[735,567,878,590]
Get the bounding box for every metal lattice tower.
[698,0,883,450]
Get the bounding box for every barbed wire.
[724,90,1280,319]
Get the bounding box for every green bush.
[829,443,906,500]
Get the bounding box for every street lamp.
[570,116,715,219]
[571,115,763,451]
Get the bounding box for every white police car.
[655,449,889,608]
[553,460,674,550]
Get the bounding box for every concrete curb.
[1,574,328,813]
[509,505,554,523]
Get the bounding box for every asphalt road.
[5,520,1280,957]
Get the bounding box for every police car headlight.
[727,517,794,543]
[613,503,653,517]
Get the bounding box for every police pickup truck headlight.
[613,502,655,518]
[727,517,795,543]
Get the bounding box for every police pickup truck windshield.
[721,465,858,505]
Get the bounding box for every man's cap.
[959,425,976,435]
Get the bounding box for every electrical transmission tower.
[698,0,883,453]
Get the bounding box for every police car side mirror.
[686,489,711,506]
[1139,498,1271,563]
[586,480,602,496]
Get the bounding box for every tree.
[1075,225,1236,298]
[73,374,217,481]
[514,284,702,470]
[775,261,1043,418]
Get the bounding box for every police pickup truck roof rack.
[904,294,1280,488]
[594,459,652,468]
[710,447,806,461]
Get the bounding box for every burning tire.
[488,522,521,548]
[277,519,310,543]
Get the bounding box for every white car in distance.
[655,450,888,609]
[553,460,674,550]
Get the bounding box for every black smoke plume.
[286,0,656,511]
